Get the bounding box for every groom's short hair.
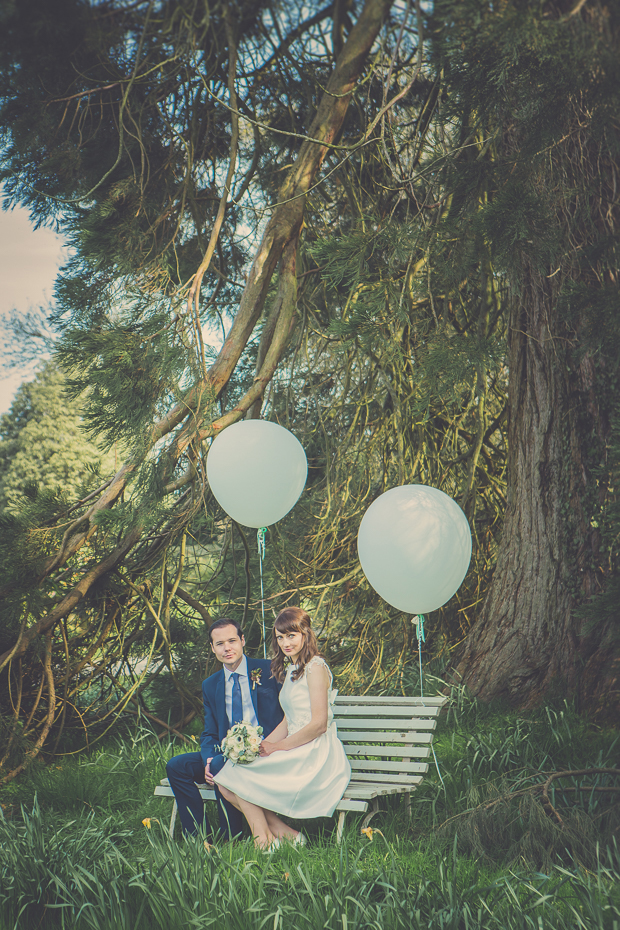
[209,617,244,643]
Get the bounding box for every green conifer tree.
[0,362,114,515]
[429,0,620,717]
[0,0,400,773]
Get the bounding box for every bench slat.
[347,771,425,785]
[346,778,423,789]
[334,705,442,718]
[344,783,422,795]
[335,696,447,706]
[334,717,437,739]
[335,799,369,812]
[349,759,428,773]
[334,717,437,733]
[344,782,423,798]
[341,734,434,747]
[339,729,435,741]
[344,745,430,760]
[155,785,216,800]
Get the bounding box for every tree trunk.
[453,3,620,718]
[454,182,619,722]
[454,266,579,705]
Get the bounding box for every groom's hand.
[205,758,215,785]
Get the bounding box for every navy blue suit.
[166,657,283,838]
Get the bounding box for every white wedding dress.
[214,657,351,818]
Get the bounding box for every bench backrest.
[333,695,447,787]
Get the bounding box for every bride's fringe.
[270,607,323,683]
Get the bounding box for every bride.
[214,607,351,847]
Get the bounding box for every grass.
[1,690,619,929]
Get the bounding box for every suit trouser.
[165,751,243,839]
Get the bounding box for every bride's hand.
[259,740,278,756]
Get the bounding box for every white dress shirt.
[224,655,259,728]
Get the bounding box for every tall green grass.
[1,806,619,929]
[1,693,618,929]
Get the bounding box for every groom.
[166,617,283,839]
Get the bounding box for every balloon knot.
[412,614,426,643]
[257,527,267,558]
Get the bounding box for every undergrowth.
[0,689,618,929]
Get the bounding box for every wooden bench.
[154,694,447,841]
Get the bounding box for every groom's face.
[210,624,245,670]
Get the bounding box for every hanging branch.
[0,0,395,684]
[0,632,56,784]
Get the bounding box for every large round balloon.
[207,420,307,528]
[357,485,472,614]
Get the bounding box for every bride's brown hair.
[270,607,322,683]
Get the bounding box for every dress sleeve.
[305,656,333,686]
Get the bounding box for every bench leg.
[405,792,412,820]
[336,811,346,844]
[360,798,380,832]
[169,799,178,839]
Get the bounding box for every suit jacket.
[199,657,283,769]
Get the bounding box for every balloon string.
[413,614,445,791]
[414,614,425,697]
[257,527,267,658]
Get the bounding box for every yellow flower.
[361,827,374,840]
[204,841,212,851]
[190,735,196,742]
[142,818,152,829]
[283,872,290,882]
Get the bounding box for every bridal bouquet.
[221,721,263,764]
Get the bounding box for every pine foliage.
[0,362,113,515]
[0,0,618,771]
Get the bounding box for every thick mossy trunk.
[455,258,618,721]
[451,2,620,721]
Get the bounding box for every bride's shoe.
[292,832,306,847]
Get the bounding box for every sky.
[0,200,66,413]
[0,197,229,421]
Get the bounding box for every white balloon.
[357,485,472,614]
[207,420,307,528]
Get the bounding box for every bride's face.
[275,629,304,663]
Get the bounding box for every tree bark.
[454,258,619,719]
[454,266,582,706]
[453,6,620,718]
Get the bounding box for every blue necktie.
[231,672,243,725]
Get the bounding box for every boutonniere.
[250,668,262,690]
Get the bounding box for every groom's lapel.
[247,657,259,719]
[215,668,228,736]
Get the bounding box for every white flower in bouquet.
[221,720,264,764]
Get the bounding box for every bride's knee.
[219,785,235,802]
